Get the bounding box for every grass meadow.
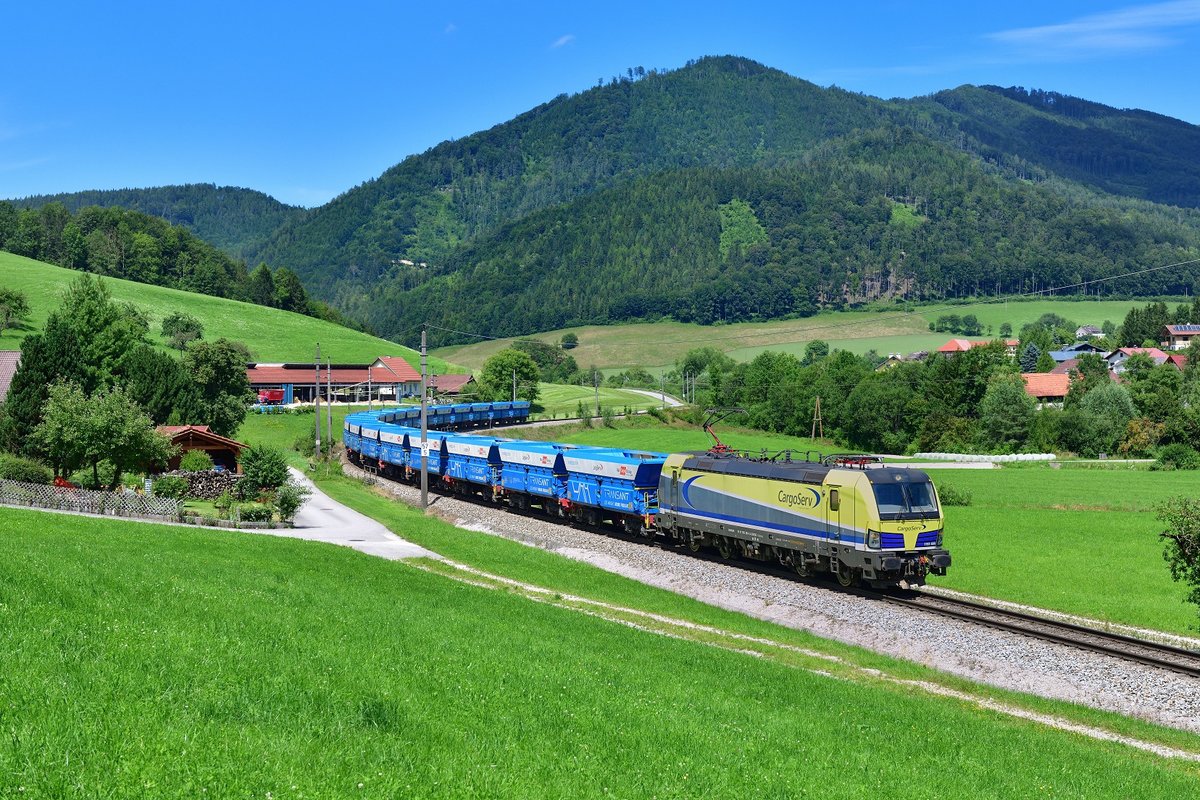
[434,298,1146,372]
[3,502,1200,796]
[0,253,455,369]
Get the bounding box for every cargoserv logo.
[777,487,821,509]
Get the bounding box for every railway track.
[350,456,1200,680]
[876,591,1200,680]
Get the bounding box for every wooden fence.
[0,479,181,521]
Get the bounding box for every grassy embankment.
[0,252,453,369]
[4,500,1200,795]
[435,298,1146,373]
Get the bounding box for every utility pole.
[593,368,600,417]
[660,374,665,409]
[314,343,322,459]
[420,325,428,510]
[326,356,333,453]
[512,369,517,403]
[811,395,824,441]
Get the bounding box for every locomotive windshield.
[873,481,939,518]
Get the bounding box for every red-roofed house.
[158,425,248,472]
[1021,373,1071,408]
[937,339,1020,358]
[1167,353,1189,371]
[1162,324,1200,350]
[1105,347,1168,374]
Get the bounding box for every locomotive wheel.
[687,534,702,553]
[717,537,733,560]
[793,557,811,578]
[835,561,858,588]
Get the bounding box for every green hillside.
[0,252,450,369]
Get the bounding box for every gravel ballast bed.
[349,464,1200,734]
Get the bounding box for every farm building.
[158,425,248,473]
[246,356,421,403]
[430,373,476,397]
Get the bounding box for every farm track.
[354,454,1200,678]
[875,591,1200,679]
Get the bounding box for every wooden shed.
[158,425,248,473]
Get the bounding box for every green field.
[0,252,456,369]
[435,298,1147,372]
[3,501,1199,795]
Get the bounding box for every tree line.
[0,275,253,488]
[0,201,355,328]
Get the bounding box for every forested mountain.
[8,184,304,258]
[920,86,1200,207]
[7,56,1200,347]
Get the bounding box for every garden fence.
[0,479,182,521]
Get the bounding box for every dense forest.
[6,56,1200,344]
[8,184,304,258]
[346,127,1200,344]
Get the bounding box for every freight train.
[343,403,950,588]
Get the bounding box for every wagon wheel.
[835,561,858,588]
[717,537,733,560]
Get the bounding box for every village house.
[1105,347,1169,374]
[936,338,1020,358]
[1162,324,1200,351]
[1020,373,1071,408]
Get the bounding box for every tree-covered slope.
[8,184,305,258]
[347,126,1200,345]
[921,85,1200,207]
[250,56,892,291]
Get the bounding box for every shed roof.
[0,350,20,401]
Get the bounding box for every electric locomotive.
[656,450,951,587]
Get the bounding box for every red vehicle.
[257,389,285,405]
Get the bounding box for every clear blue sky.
[3,1,1199,208]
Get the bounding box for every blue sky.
[3,1,1199,208]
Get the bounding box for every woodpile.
[162,470,240,500]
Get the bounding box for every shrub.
[647,407,668,423]
[235,503,275,523]
[601,406,616,428]
[71,461,117,490]
[0,453,53,484]
[214,490,235,513]
[275,480,311,523]
[240,443,290,492]
[179,450,215,472]
[1154,443,1200,471]
[152,475,189,499]
[937,484,973,507]
[293,434,315,458]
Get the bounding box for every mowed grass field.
[0,252,454,369]
[434,298,1146,372]
[4,503,1200,795]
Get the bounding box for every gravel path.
[348,463,1200,734]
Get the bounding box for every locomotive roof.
[678,452,931,485]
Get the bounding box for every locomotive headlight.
[867,530,881,549]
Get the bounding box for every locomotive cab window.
[829,489,840,511]
[872,481,939,518]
